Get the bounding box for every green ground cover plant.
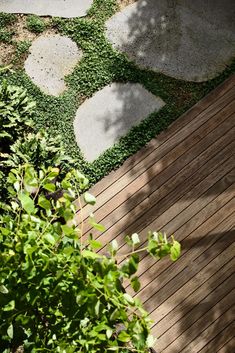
[0,13,17,28]
[0,0,234,186]
[0,29,14,43]
[0,13,17,45]
[26,15,46,33]
[13,40,32,65]
[0,81,181,352]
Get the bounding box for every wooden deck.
[79,74,235,353]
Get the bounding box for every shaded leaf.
[131,276,141,292]
[38,195,51,210]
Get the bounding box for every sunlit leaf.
[82,250,101,259]
[131,233,140,245]
[7,324,13,339]
[18,192,35,214]
[84,192,96,205]
[170,240,181,261]
[0,285,8,294]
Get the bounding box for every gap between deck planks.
[76,74,235,353]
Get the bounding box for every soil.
[117,0,137,10]
[0,14,57,67]
[0,42,15,65]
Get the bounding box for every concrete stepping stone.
[24,35,82,96]
[0,0,93,18]
[74,83,165,162]
[105,0,235,82]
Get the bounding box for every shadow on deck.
[78,74,235,352]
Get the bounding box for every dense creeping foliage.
[0,0,234,187]
[0,82,181,352]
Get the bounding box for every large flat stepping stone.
[105,0,235,82]
[0,0,93,18]
[74,83,165,162]
[24,35,82,96]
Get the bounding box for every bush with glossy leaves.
[0,164,180,352]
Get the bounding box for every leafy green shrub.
[26,15,46,33]
[0,164,180,352]
[0,81,73,203]
[2,130,73,171]
[0,81,35,155]
[0,81,181,352]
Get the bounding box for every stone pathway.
[24,35,82,96]
[73,83,165,162]
[0,0,93,18]
[105,0,235,82]
[3,0,235,161]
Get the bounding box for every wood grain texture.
[76,74,235,352]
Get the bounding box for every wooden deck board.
[78,74,235,352]
[82,94,235,237]
[216,336,235,353]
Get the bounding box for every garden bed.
[0,0,234,187]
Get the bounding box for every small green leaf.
[84,192,96,205]
[38,195,51,210]
[7,324,13,339]
[131,233,140,245]
[170,240,181,261]
[44,233,56,245]
[43,183,56,192]
[95,300,100,316]
[3,300,15,311]
[0,285,8,294]
[82,250,101,259]
[89,215,105,232]
[123,293,135,305]
[13,181,20,192]
[106,328,113,339]
[89,239,102,249]
[146,334,156,348]
[47,168,59,180]
[61,224,74,236]
[131,276,141,292]
[18,192,35,214]
[0,227,10,236]
[118,330,130,343]
[111,239,118,251]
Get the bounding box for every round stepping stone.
[0,0,93,18]
[24,35,82,96]
[105,0,235,82]
[74,83,165,162]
